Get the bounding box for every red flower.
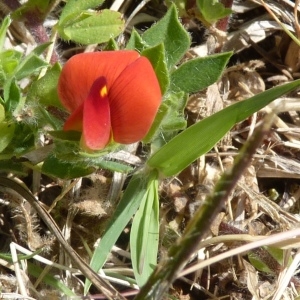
[57,50,162,150]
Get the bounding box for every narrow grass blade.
[148,79,300,176]
[131,173,159,287]
[84,171,158,294]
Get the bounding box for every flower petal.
[109,57,162,144]
[63,103,83,131]
[58,50,140,112]
[81,77,111,150]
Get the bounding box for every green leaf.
[142,44,170,94]
[42,155,95,179]
[31,42,52,56]
[248,252,273,274]
[27,261,75,296]
[1,122,35,156]
[58,10,124,45]
[126,29,145,52]
[131,173,159,287]
[59,0,105,26]
[93,160,133,173]
[27,63,62,108]
[143,91,187,144]
[148,79,300,176]
[197,0,232,24]
[170,52,232,93]
[0,50,22,82]
[0,16,11,51]
[0,104,5,122]
[0,122,15,153]
[265,246,285,266]
[104,38,119,50]
[15,53,48,80]
[3,78,21,112]
[85,171,155,294]
[0,159,28,175]
[142,4,190,69]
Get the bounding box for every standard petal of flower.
[81,77,111,150]
[109,57,162,144]
[58,51,140,113]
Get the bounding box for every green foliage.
[0,16,11,51]
[170,52,232,93]
[130,172,159,287]
[248,246,285,274]
[28,261,76,296]
[58,0,106,26]
[27,63,62,108]
[0,122,15,153]
[57,0,124,45]
[142,44,170,94]
[197,0,232,24]
[148,79,300,176]
[85,172,155,293]
[126,28,145,52]
[142,4,190,69]
[144,91,187,146]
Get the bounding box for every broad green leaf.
[42,139,132,178]
[148,79,300,176]
[0,122,15,153]
[92,160,133,173]
[248,247,289,275]
[1,122,35,156]
[197,0,232,24]
[0,159,28,175]
[27,63,62,108]
[0,50,22,81]
[142,44,170,94]
[42,155,95,179]
[265,246,288,266]
[59,0,105,26]
[170,52,232,93]
[248,252,273,274]
[143,91,187,145]
[58,10,124,45]
[131,172,159,287]
[85,172,154,294]
[104,38,119,50]
[126,29,145,52]
[10,42,50,82]
[142,4,190,69]
[31,42,52,56]
[0,16,11,51]
[15,53,48,80]
[3,78,21,112]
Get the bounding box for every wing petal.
[81,77,111,150]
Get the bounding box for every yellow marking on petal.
[100,85,108,97]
